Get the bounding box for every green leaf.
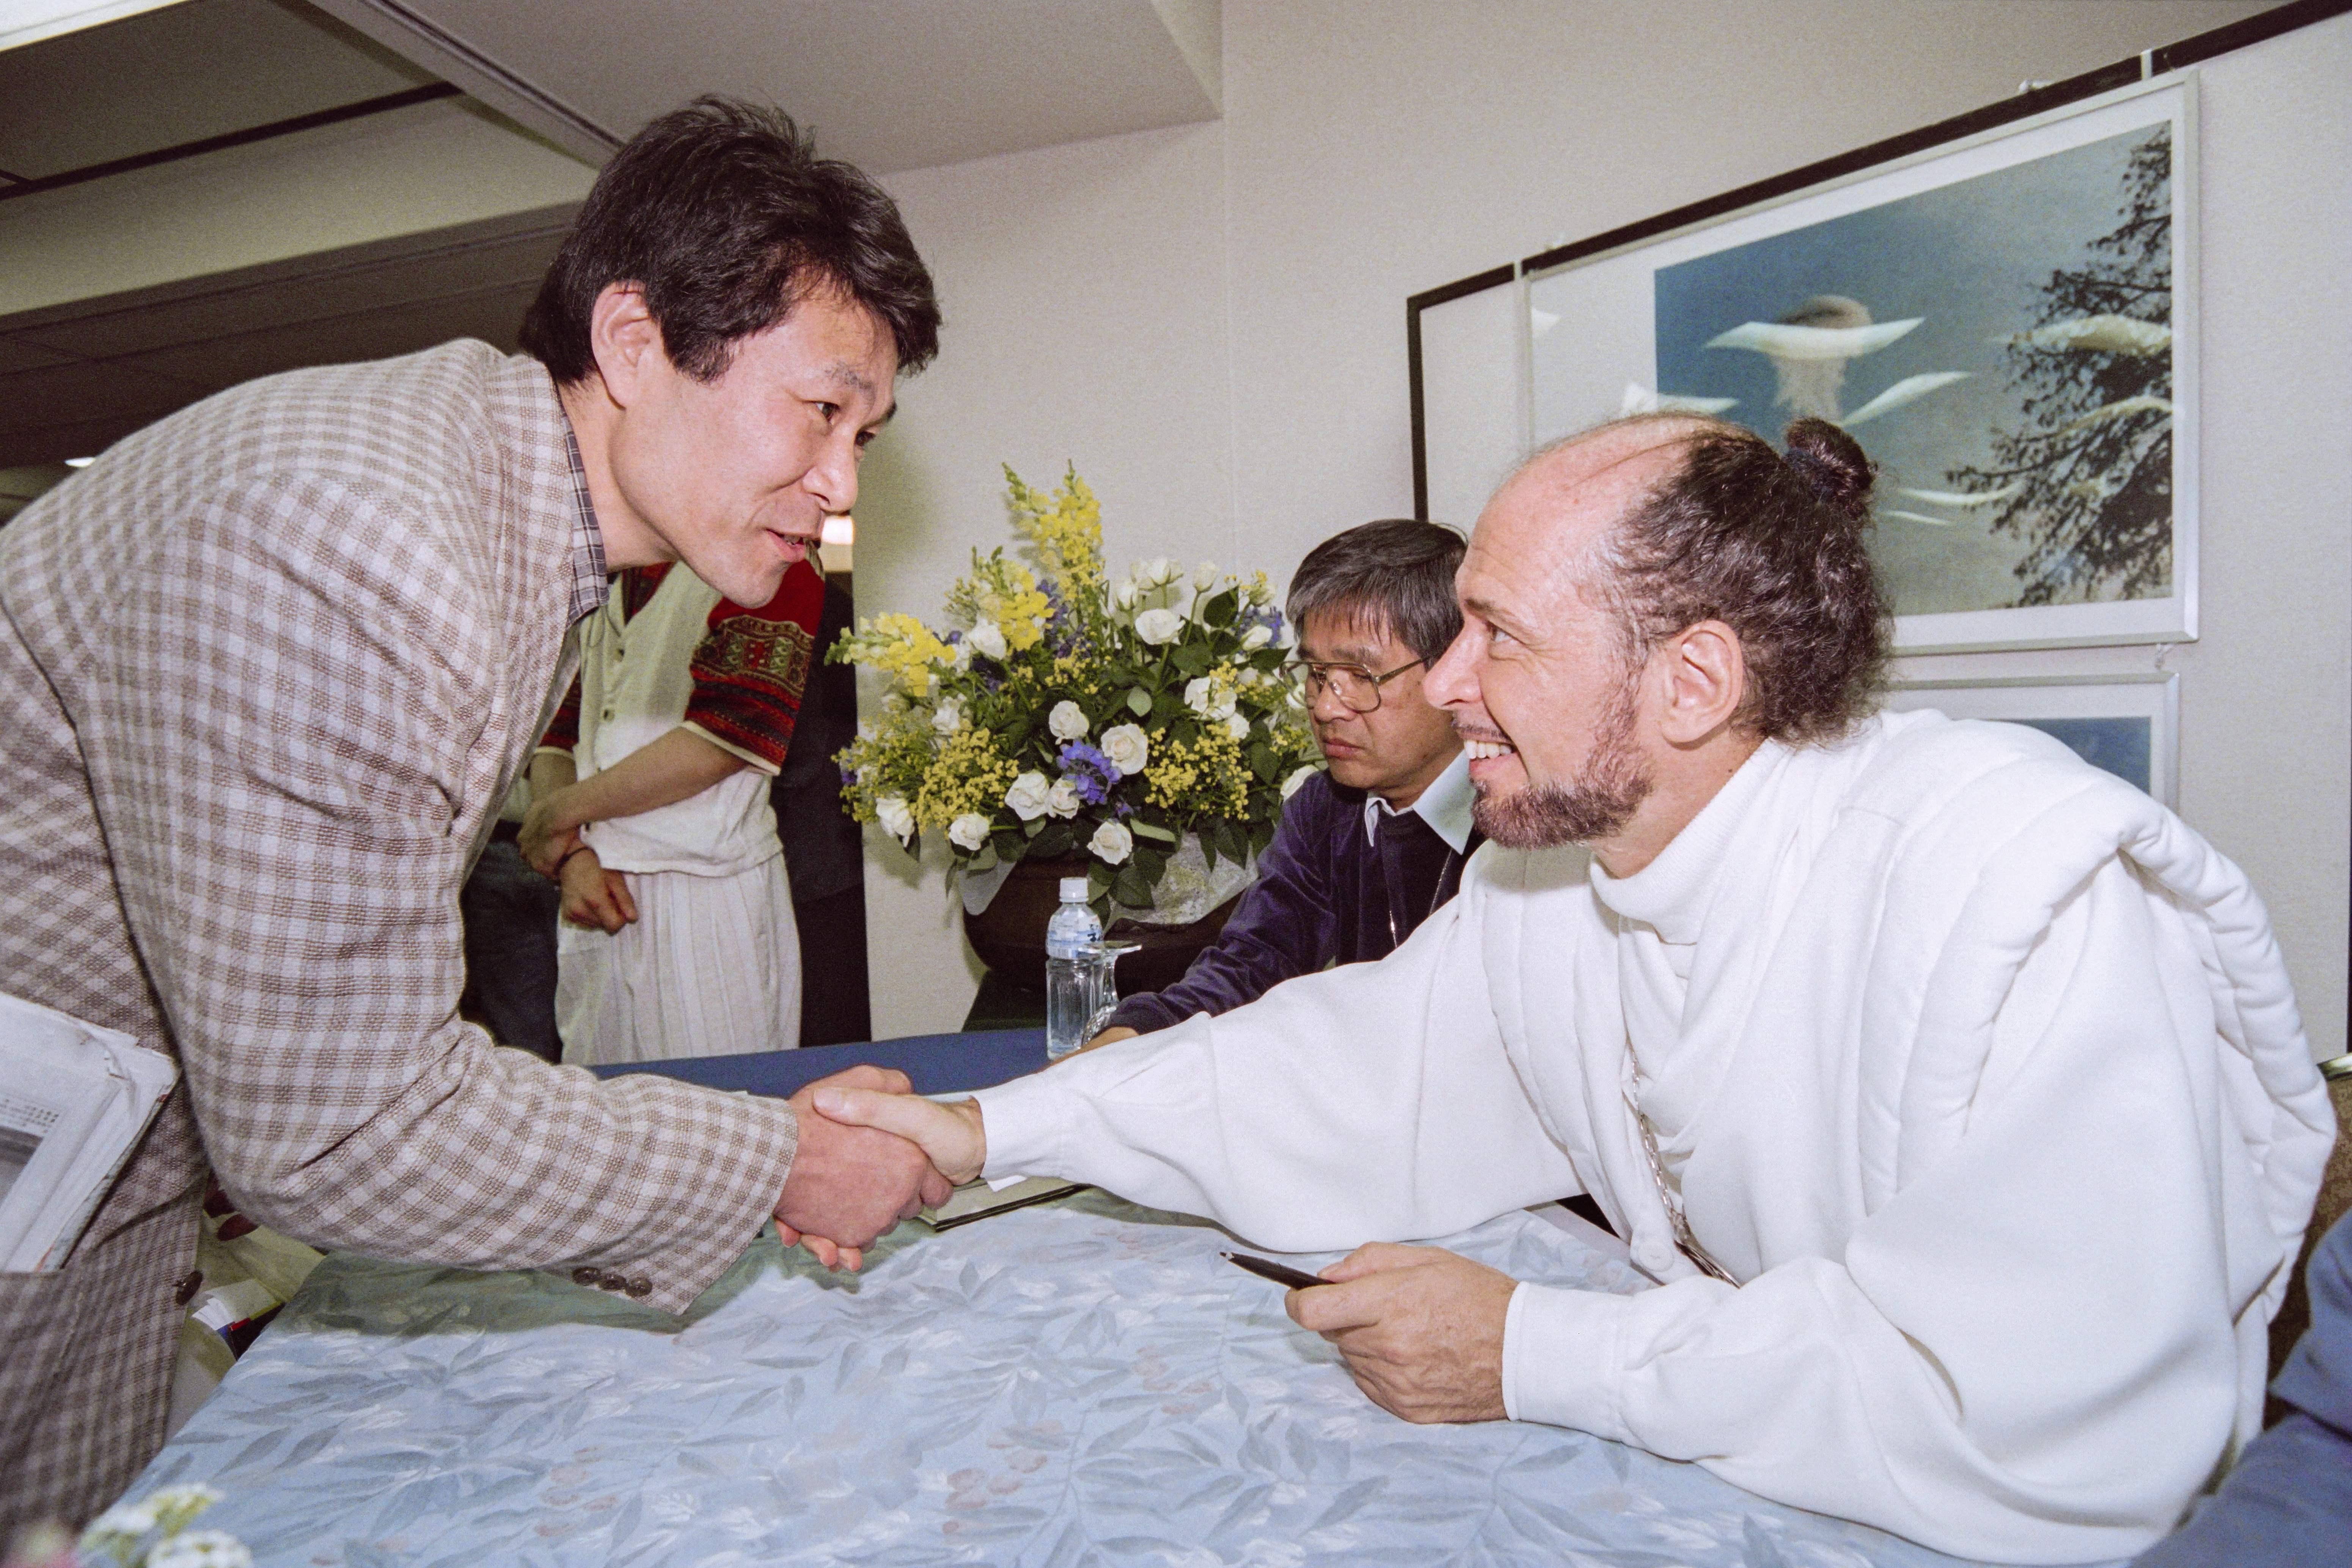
[1151,691,1183,723]
[1198,831,1220,870]
[1201,588,1239,628]
[966,846,999,873]
[1171,642,1210,679]
[1171,717,1199,747]
[1023,817,1044,839]
[1111,863,1152,908]
[1215,817,1245,864]
[991,828,1024,859]
[1031,822,1075,860]
[1129,819,1177,843]
[1248,742,1277,782]
[1131,845,1168,880]
[1127,687,1153,717]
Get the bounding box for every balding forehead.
[1526,414,1713,491]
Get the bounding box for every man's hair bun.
[1781,418,1876,523]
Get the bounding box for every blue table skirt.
[589,1028,1048,1098]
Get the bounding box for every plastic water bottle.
[1044,877,1104,1060]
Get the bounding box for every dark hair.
[1596,416,1888,744]
[519,97,940,385]
[1286,518,1467,665]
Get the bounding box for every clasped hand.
[774,1070,987,1270]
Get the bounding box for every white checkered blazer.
[0,342,800,1529]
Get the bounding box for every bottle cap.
[1059,877,1089,902]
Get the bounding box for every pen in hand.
[1222,1250,1329,1291]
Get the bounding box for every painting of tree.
[1945,127,2174,605]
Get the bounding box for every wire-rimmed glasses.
[1282,656,1428,714]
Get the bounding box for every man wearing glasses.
[1089,519,1479,1046]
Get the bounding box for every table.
[123,1195,2011,1566]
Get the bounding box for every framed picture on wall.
[1882,672,2179,806]
[1523,76,2196,655]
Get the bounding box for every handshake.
[768,1067,991,1269]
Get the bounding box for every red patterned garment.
[544,559,825,772]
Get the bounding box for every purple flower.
[1242,603,1285,642]
[1057,742,1119,806]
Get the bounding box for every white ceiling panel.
[312,0,1221,171]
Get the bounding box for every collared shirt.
[561,426,611,625]
[1360,747,1477,854]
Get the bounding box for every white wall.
[853,0,2346,1053]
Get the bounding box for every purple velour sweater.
[1103,769,1477,1035]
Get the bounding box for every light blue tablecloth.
[128,1192,2018,1566]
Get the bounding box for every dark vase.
[961,854,1244,995]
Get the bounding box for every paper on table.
[0,991,178,1271]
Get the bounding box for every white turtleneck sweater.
[975,711,2333,1564]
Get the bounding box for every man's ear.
[586,284,667,408]
[1655,619,1746,746]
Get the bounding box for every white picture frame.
[1882,672,2180,806]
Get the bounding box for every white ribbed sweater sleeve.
[976,883,1581,1251]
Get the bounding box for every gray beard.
[1471,685,1652,850]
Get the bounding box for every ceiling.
[0,0,434,185]
[310,0,1222,169]
[0,0,1220,467]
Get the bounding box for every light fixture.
[821,515,854,546]
[64,457,95,468]
[0,1,185,54]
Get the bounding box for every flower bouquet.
[833,466,1318,918]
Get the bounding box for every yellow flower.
[837,612,954,694]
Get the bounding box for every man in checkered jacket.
[0,99,947,1530]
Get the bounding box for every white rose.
[1112,580,1139,612]
[875,796,915,843]
[1193,561,1219,591]
[1240,624,1273,652]
[1190,677,1237,721]
[1004,771,1051,821]
[1133,607,1185,645]
[1224,712,1251,742]
[1088,819,1133,865]
[1048,700,1089,741]
[1281,763,1323,799]
[932,699,962,735]
[948,812,992,852]
[967,618,1008,660]
[1099,723,1150,776]
[1182,676,1214,716]
[1046,777,1082,818]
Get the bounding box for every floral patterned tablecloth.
[126,1192,2040,1567]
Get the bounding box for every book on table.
[0,990,178,1272]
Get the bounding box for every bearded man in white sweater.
[820,413,2334,1564]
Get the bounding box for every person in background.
[772,571,874,1047]
[1088,519,1477,1046]
[0,98,948,1530]
[455,780,564,1061]
[525,553,825,1064]
[817,415,2333,1565]
[2134,1209,2352,1565]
